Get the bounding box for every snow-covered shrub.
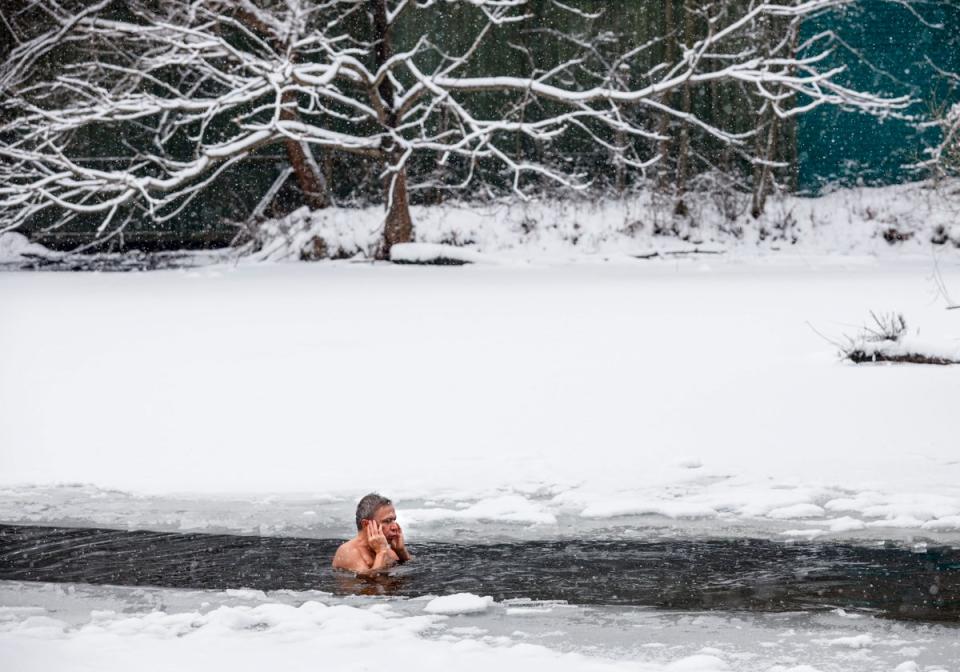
[239,208,380,262]
[937,102,960,177]
[842,312,958,365]
[0,231,57,264]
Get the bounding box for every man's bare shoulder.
[332,538,369,572]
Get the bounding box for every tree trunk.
[750,113,780,218]
[232,10,329,212]
[656,0,676,191]
[673,0,694,217]
[615,128,626,194]
[371,0,414,259]
[751,18,796,218]
[784,25,801,194]
[381,165,414,256]
[280,90,329,211]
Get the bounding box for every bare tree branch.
[0,0,915,254]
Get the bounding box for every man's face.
[371,504,400,541]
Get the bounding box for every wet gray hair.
[355,493,392,530]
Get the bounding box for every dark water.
[1,524,958,622]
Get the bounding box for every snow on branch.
[915,101,960,176]
[0,0,916,250]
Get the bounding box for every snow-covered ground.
[7,182,957,270]
[242,181,960,262]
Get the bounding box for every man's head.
[355,492,400,542]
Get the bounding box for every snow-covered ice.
[1,255,959,543]
[1,581,957,672]
[424,593,495,614]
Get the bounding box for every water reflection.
[1,524,957,622]
[332,569,411,596]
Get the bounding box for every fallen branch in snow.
[389,242,485,266]
[841,312,959,365]
[0,230,221,270]
[633,247,726,260]
[846,349,958,365]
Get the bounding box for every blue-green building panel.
[798,0,960,190]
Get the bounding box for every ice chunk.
[404,495,556,526]
[824,517,866,532]
[922,516,960,531]
[580,499,717,519]
[423,593,494,615]
[224,589,269,601]
[821,634,873,648]
[665,654,729,671]
[766,504,825,520]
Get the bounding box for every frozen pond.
[3,258,960,670]
[2,524,958,621]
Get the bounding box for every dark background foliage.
[1,0,957,250]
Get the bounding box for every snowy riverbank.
[243,181,960,262]
[2,182,960,269]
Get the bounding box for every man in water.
[332,493,412,575]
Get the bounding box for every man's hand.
[364,520,390,554]
[389,524,405,553]
[389,524,412,563]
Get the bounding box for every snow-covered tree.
[922,101,960,180]
[0,0,911,257]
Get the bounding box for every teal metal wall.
[797,0,960,191]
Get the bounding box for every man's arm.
[332,521,396,576]
[332,545,394,576]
